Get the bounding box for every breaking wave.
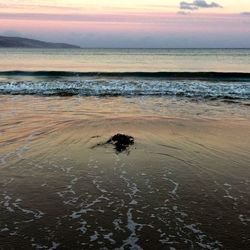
[0,78,250,99]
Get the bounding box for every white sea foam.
[121,208,143,250]
[163,177,179,196]
[239,214,250,225]
[48,242,60,250]
[0,79,249,99]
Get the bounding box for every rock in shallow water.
[92,134,134,153]
[106,134,134,153]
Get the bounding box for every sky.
[0,0,250,48]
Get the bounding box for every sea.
[0,49,250,249]
[0,48,250,100]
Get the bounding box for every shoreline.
[1,95,250,249]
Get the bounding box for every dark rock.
[106,134,134,153]
[92,134,134,153]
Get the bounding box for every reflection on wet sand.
[0,95,250,249]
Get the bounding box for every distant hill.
[0,36,81,49]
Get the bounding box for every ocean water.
[0,48,250,101]
[1,49,250,249]
[1,48,250,72]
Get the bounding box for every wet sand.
[1,95,250,249]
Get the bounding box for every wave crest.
[0,79,249,99]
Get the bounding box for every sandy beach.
[1,95,250,249]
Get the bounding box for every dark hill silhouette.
[0,35,80,48]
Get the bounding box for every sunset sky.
[0,0,250,48]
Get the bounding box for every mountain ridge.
[0,35,81,48]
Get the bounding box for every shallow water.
[1,95,250,249]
